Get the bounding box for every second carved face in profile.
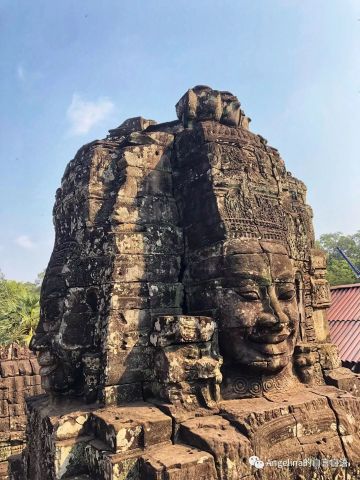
[30,285,99,396]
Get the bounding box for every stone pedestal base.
[15,396,217,480]
[180,385,360,480]
[13,386,360,479]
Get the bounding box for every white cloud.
[15,235,35,249]
[66,94,114,135]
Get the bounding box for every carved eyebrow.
[223,274,271,287]
[274,276,295,283]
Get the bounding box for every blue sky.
[0,0,359,282]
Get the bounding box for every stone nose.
[265,285,289,325]
[256,313,282,329]
[255,313,290,336]
[29,332,50,352]
[254,286,289,332]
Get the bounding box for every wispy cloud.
[15,235,36,249]
[17,64,25,81]
[66,94,114,135]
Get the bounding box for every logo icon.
[249,455,265,469]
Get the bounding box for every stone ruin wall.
[0,344,42,480]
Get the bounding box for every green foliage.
[317,231,360,286]
[0,271,41,345]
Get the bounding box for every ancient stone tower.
[12,86,360,479]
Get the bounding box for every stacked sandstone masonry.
[0,344,42,479]
[11,86,360,480]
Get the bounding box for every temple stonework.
[12,86,360,479]
[0,344,42,480]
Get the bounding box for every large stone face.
[21,86,360,479]
[30,126,182,403]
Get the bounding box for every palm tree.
[0,280,40,345]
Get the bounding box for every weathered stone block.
[90,404,172,453]
[154,343,220,383]
[0,459,9,480]
[148,283,183,309]
[114,227,183,255]
[8,404,25,417]
[17,361,32,376]
[110,283,150,310]
[0,445,11,462]
[0,390,7,402]
[108,116,157,137]
[180,415,253,479]
[310,248,327,273]
[10,431,26,442]
[54,436,92,479]
[311,279,331,308]
[54,412,90,441]
[318,343,342,370]
[137,170,173,197]
[24,385,42,397]
[106,451,141,480]
[176,86,223,126]
[9,415,26,432]
[102,383,143,406]
[104,346,154,386]
[112,254,181,283]
[0,402,8,418]
[324,368,360,396]
[141,443,218,480]
[0,362,19,378]
[0,419,9,433]
[83,440,110,480]
[150,316,215,347]
[106,309,152,334]
[121,143,173,171]
[111,195,179,226]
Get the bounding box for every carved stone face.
[215,248,299,374]
[30,288,98,395]
[31,343,82,395]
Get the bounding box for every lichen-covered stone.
[150,316,216,347]
[89,403,172,452]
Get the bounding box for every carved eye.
[236,288,261,301]
[277,286,296,301]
